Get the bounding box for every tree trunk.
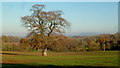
[103,44,106,51]
[42,47,47,56]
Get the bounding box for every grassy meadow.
[1,51,119,68]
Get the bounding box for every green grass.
[2,51,119,68]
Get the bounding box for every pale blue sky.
[2,2,118,37]
[1,0,119,2]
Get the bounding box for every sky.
[1,0,119,2]
[1,2,118,37]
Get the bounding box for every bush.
[2,44,37,52]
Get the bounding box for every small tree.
[21,4,70,56]
[98,35,109,51]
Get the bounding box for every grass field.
[1,51,119,68]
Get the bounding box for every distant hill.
[78,32,101,36]
[66,32,102,38]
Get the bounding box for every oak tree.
[21,4,70,56]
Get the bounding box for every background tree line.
[2,32,119,52]
[2,36,21,43]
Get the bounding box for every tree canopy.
[21,4,70,37]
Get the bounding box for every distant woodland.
[1,32,120,52]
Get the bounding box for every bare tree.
[21,4,70,56]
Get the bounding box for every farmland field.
[1,51,119,68]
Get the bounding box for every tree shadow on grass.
[1,63,119,68]
[1,53,19,55]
